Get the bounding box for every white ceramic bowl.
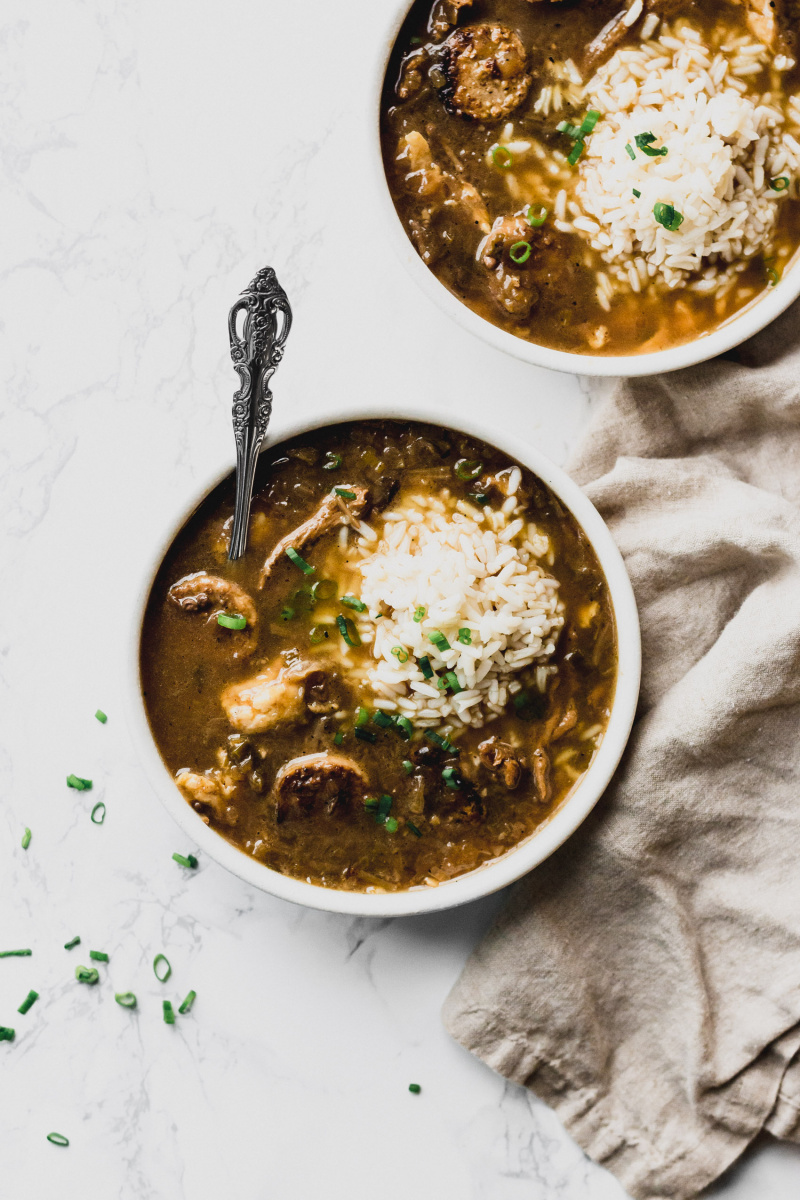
[371,3,800,378]
[126,404,640,916]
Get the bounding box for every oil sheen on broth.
[380,0,800,356]
[141,421,616,892]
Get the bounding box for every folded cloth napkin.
[443,300,800,1200]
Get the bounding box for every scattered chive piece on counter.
[75,966,99,985]
[526,204,548,227]
[18,990,39,1015]
[454,458,482,481]
[384,817,399,834]
[217,612,247,630]
[391,646,409,663]
[163,1000,176,1025]
[322,452,342,470]
[355,728,376,745]
[341,595,366,612]
[64,937,81,951]
[770,176,790,191]
[0,949,32,958]
[153,954,172,983]
[0,1027,15,1042]
[418,655,434,680]
[425,730,458,754]
[413,605,426,622]
[179,990,197,1015]
[115,992,137,1009]
[333,730,344,746]
[509,240,531,264]
[409,1083,422,1094]
[333,488,356,500]
[89,951,109,963]
[625,142,636,160]
[633,188,641,198]
[402,760,414,775]
[95,709,108,724]
[285,547,315,575]
[66,774,92,791]
[442,767,461,790]
[21,827,31,850]
[491,144,513,169]
[336,614,361,647]
[173,852,198,869]
[653,201,684,231]
[406,821,423,838]
[635,131,667,157]
[428,630,451,653]
[90,803,106,825]
[46,1133,69,1147]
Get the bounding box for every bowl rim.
[125,403,641,916]
[370,0,800,378]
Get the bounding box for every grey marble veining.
[2,0,799,1196]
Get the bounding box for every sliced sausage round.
[440,24,532,121]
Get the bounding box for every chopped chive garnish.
[396,716,413,740]
[425,730,459,754]
[95,709,108,723]
[364,797,379,811]
[355,728,377,744]
[179,990,197,1014]
[632,188,641,198]
[217,612,247,630]
[373,710,396,729]
[770,176,790,191]
[526,204,548,227]
[90,802,106,825]
[391,646,409,663]
[580,109,601,134]
[653,201,683,231]
[0,949,32,958]
[64,937,80,951]
[89,950,109,962]
[355,707,369,727]
[163,1000,176,1025]
[513,690,529,711]
[418,655,434,679]
[467,492,489,505]
[567,138,585,166]
[454,458,482,481]
[437,676,449,692]
[635,131,667,157]
[153,954,172,983]
[429,630,451,653]
[280,606,295,621]
[442,766,461,790]
[377,795,393,823]
[625,142,636,160]
[333,730,344,746]
[172,852,198,869]
[115,992,137,1008]
[491,145,513,169]
[46,1132,69,1146]
[285,547,315,575]
[336,614,362,647]
[402,760,414,775]
[409,1083,422,1094]
[509,241,531,264]
[309,623,332,644]
[457,628,472,644]
[21,827,31,850]
[66,774,92,791]
[333,487,356,500]
[767,266,780,286]
[384,817,399,834]
[413,605,426,622]
[556,120,582,138]
[406,821,422,838]
[17,990,39,1015]
[322,452,342,470]
[341,595,367,611]
[444,671,462,694]
[0,1026,15,1042]
[75,965,99,985]
[311,579,337,601]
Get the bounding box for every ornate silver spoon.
[227,266,292,561]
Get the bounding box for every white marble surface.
[2,1,800,1196]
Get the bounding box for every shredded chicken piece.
[549,703,578,742]
[221,659,330,734]
[478,737,525,789]
[274,752,368,822]
[259,487,368,587]
[532,748,551,803]
[397,131,447,198]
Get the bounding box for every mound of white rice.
[351,482,564,729]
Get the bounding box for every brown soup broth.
[141,420,617,891]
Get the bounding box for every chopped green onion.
[429,630,451,653]
[402,760,414,775]
[21,827,31,850]
[767,266,780,286]
[163,1000,176,1025]
[311,579,337,601]
[341,595,367,611]
[355,707,369,727]
[179,990,197,1014]
[285,547,315,575]
[309,623,332,644]
[418,655,434,679]
[377,795,393,823]
[333,488,356,500]
[770,176,790,191]
[580,109,601,134]
[425,730,459,754]
[280,606,295,621]
[89,950,109,962]
[17,990,39,1015]
[373,710,396,729]
[64,937,81,951]
[384,817,399,834]
[653,201,684,231]
[0,1026,15,1042]
[364,797,379,811]
[391,646,409,663]
[409,1083,422,1094]
[526,204,548,227]
[0,949,32,958]
[625,143,636,160]
[635,131,667,157]
[437,676,449,692]
[153,954,172,983]
[413,605,426,622]
[90,803,106,825]
[355,727,376,744]
[442,766,461,790]
[46,1133,69,1146]
[467,492,489,505]
[513,690,530,711]
[336,614,361,647]
[444,671,462,694]
[632,188,641,198]
[396,716,413,740]
[556,121,582,138]
[172,852,198,869]
[334,730,345,746]
[406,821,423,838]
[66,774,92,791]
[509,240,531,264]
[491,145,513,169]
[115,992,137,1009]
[513,689,546,720]
[95,710,108,724]
[567,139,585,166]
[457,628,472,644]
[217,612,247,630]
[75,965,99,985]
[322,452,342,470]
[454,458,482,481]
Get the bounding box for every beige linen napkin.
[443,300,800,1200]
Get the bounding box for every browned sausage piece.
[441,24,532,121]
[274,753,367,822]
